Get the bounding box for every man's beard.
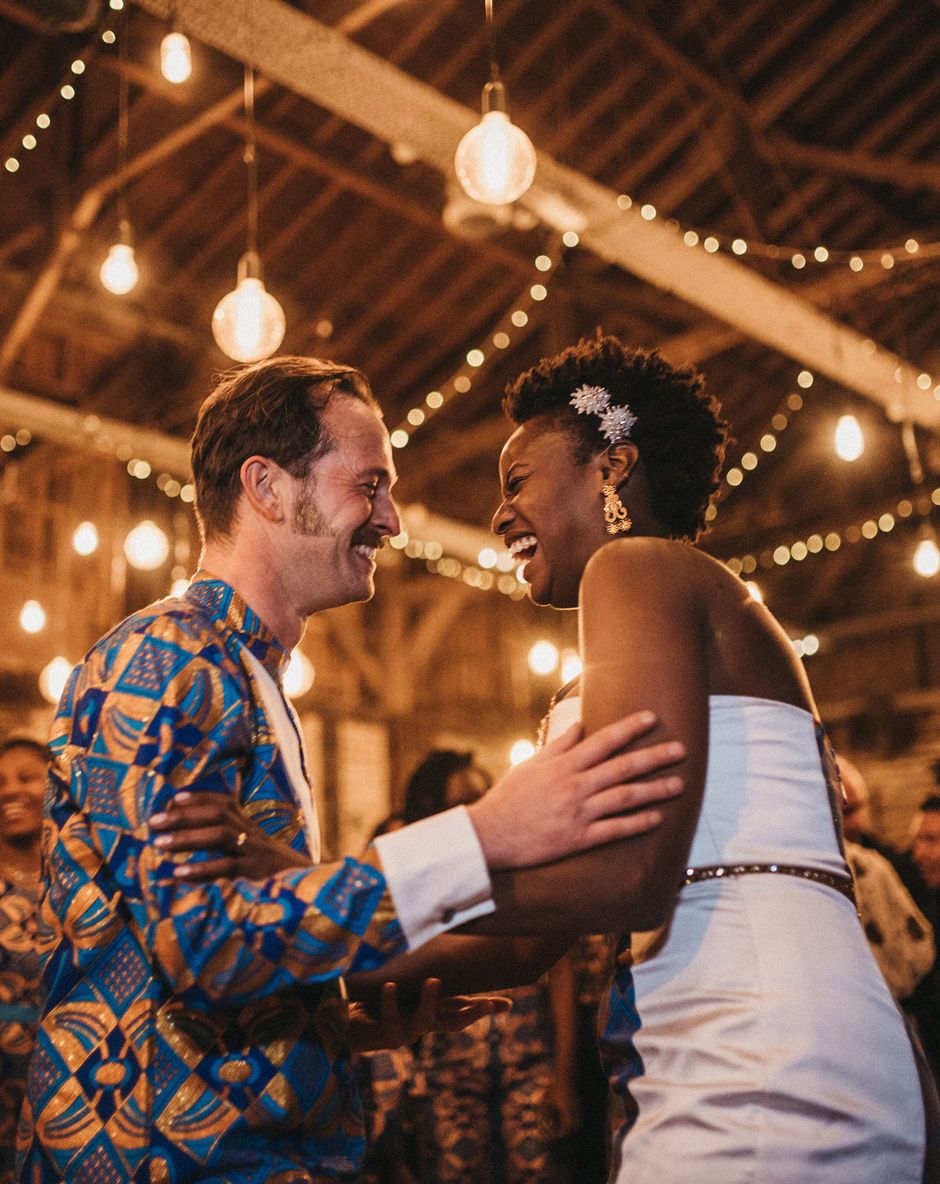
[292,476,335,537]
[291,476,385,553]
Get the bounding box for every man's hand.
[467,712,684,869]
[348,978,512,1052]
[149,791,310,880]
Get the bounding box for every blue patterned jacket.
[20,574,406,1183]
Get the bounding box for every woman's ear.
[598,442,639,487]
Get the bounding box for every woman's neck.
[0,834,41,882]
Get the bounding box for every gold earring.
[603,483,632,534]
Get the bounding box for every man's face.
[283,396,400,612]
[913,810,940,890]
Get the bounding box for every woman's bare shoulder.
[581,536,714,596]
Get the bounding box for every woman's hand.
[348,978,512,1052]
[149,791,311,880]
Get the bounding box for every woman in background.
[0,737,47,1184]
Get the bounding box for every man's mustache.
[350,527,388,550]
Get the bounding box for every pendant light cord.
[485,0,500,84]
[243,0,259,258]
[116,7,130,233]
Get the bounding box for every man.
[837,758,934,1002]
[21,356,682,1183]
[897,794,940,1084]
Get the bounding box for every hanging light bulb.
[509,739,535,765]
[100,220,139,295]
[455,1,536,206]
[212,250,285,362]
[283,650,315,699]
[527,639,559,675]
[211,58,286,362]
[914,536,940,578]
[160,30,192,83]
[124,520,170,570]
[72,521,99,555]
[39,656,74,705]
[834,414,864,461]
[19,600,47,634]
[455,82,537,206]
[102,20,138,295]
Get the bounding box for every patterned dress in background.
[0,875,40,1184]
[411,983,555,1184]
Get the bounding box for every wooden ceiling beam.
[0,81,257,381]
[127,0,933,426]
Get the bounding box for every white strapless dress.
[546,694,927,1184]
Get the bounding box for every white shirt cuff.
[373,805,495,950]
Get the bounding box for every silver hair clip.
[569,384,637,444]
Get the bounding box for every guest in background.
[0,738,46,1184]
[838,757,934,1002]
[404,750,575,1184]
[358,813,420,1184]
[896,794,940,1084]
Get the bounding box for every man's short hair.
[190,355,378,542]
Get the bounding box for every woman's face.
[0,746,46,841]
[492,420,606,609]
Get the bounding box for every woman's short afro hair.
[502,334,731,541]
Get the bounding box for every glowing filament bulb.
[72,521,99,555]
[40,656,73,705]
[100,241,139,295]
[212,252,286,363]
[19,600,46,633]
[160,31,192,83]
[834,415,864,462]
[914,538,940,578]
[455,82,536,206]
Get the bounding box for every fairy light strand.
[390,242,567,448]
[3,24,118,176]
[613,194,940,271]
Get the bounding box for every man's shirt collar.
[185,571,289,681]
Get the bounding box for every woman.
[402,750,571,1184]
[0,738,47,1184]
[485,335,936,1183]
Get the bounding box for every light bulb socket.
[118,216,134,247]
[238,250,263,283]
[481,79,508,115]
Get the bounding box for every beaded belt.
[684,862,856,904]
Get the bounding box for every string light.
[124,520,170,570]
[528,640,559,675]
[509,739,536,765]
[391,245,563,446]
[72,521,99,555]
[284,649,315,698]
[39,657,74,705]
[455,0,536,206]
[560,649,582,682]
[834,414,864,462]
[19,600,47,634]
[613,194,940,270]
[709,382,807,515]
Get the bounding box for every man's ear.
[240,455,287,524]
[598,442,639,487]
